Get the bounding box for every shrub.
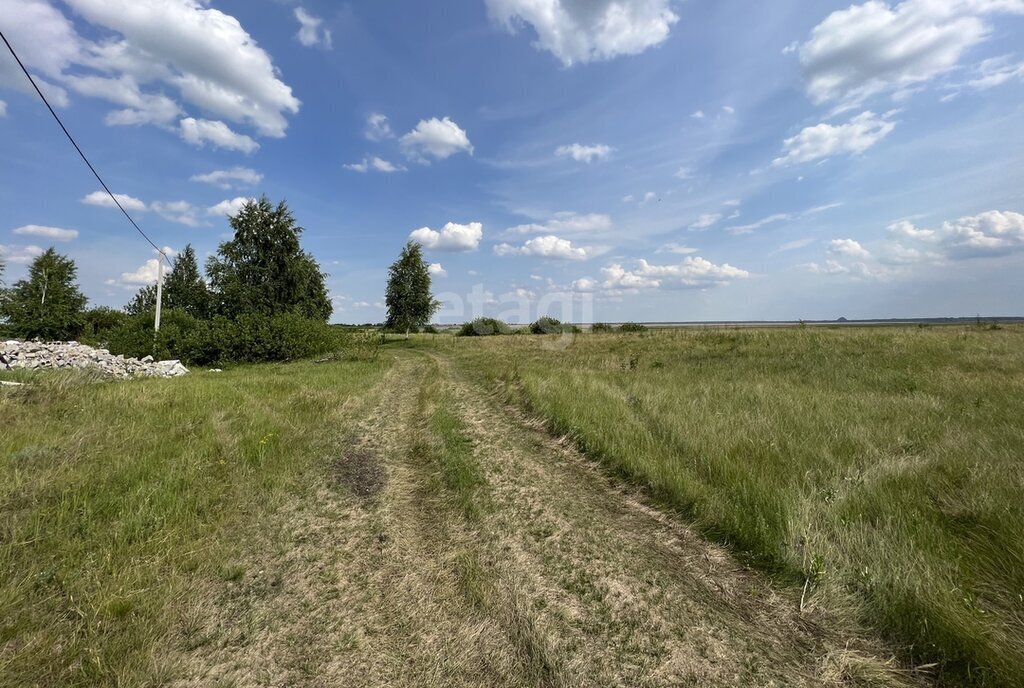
[80,307,130,345]
[530,316,580,335]
[423,324,440,334]
[457,317,512,337]
[591,322,615,333]
[103,311,345,366]
[618,322,648,333]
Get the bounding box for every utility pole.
[155,253,165,332]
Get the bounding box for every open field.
[419,325,1024,686]
[2,325,1021,686]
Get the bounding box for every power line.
[0,28,165,258]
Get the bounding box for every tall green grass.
[430,326,1024,686]
[0,359,388,687]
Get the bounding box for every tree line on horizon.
[0,196,354,364]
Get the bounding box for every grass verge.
[0,359,389,687]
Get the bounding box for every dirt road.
[173,351,914,687]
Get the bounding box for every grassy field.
[0,359,390,686]
[421,325,1024,686]
[3,325,1021,686]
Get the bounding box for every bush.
[103,310,346,366]
[422,324,440,334]
[530,316,580,335]
[591,322,615,333]
[80,307,130,345]
[457,317,512,337]
[618,322,648,333]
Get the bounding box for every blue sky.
[1,0,1023,323]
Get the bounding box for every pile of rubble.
[0,340,189,379]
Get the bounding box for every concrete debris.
[0,340,189,379]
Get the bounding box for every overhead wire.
[0,28,167,262]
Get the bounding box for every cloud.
[0,100,5,116]
[62,73,182,127]
[81,190,147,212]
[114,257,163,286]
[428,263,447,277]
[365,113,393,141]
[642,191,657,204]
[773,237,816,254]
[889,210,1024,259]
[967,55,1024,89]
[828,238,871,259]
[67,0,300,137]
[657,243,700,255]
[800,260,850,275]
[1,0,301,139]
[344,156,407,173]
[674,166,694,180]
[601,256,750,290]
[179,117,259,153]
[190,166,262,189]
[506,212,612,235]
[727,202,842,235]
[294,7,332,48]
[555,143,614,163]
[151,200,201,226]
[722,105,735,115]
[399,117,473,161]
[486,0,679,66]
[797,0,1024,106]
[0,0,77,107]
[689,213,722,230]
[772,111,895,167]
[691,110,705,119]
[12,224,79,241]
[0,244,45,264]
[410,221,483,252]
[207,197,252,217]
[494,235,597,261]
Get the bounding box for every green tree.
[164,245,210,317]
[384,241,439,336]
[1,247,88,340]
[206,196,331,321]
[125,284,156,316]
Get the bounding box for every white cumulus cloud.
[772,111,895,167]
[410,222,483,252]
[0,0,301,139]
[0,244,45,264]
[555,143,614,163]
[889,210,1024,259]
[81,190,147,212]
[207,197,253,217]
[486,0,679,66]
[601,256,750,290]
[400,117,473,162]
[797,0,1024,106]
[12,224,79,241]
[180,117,259,153]
[428,263,447,277]
[494,235,596,261]
[828,238,871,259]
